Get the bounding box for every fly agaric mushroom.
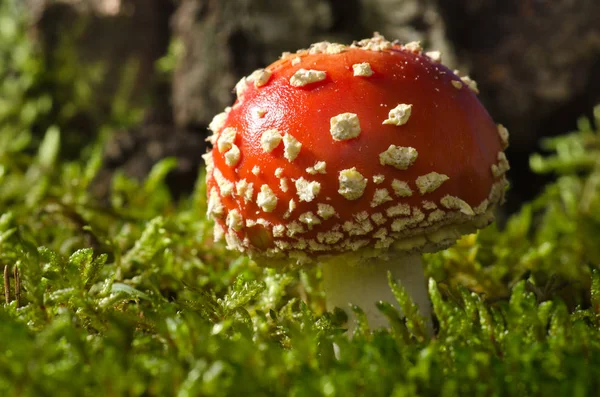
[203,34,509,330]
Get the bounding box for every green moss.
[1,1,600,395]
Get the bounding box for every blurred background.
[10,0,600,214]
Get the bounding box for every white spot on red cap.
[391,218,410,232]
[355,34,392,52]
[379,145,418,170]
[373,174,385,184]
[491,152,510,177]
[423,201,437,210]
[386,203,410,217]
[390,208,425,231]
[309,41,347,54]
[213,168,233,197]
[224,144,240,167]
[416,172,449,195]
[497,124,510,148]
[371,188,393,207]
[441,195,474,216]
[373,228,388,240]
[256,217,271,228]
[209,108,230,133]
[426,51,441,63]
[308,240,329,252]
[295,177,321,202]
[248,68,272,87]
[330,113,361,141]
[383,104,412,126]
[280,178,289,192]
[274,240,291,251]
[338,168,367,200]
[391,179,413,197]
[343,217,373,236]
[355,211,369,221]
[428,209,445,222]
[403,41,422,53]
[299,212,321,227]
[371,212,386,225]
[411,208,425,223]
[306,161,327,175]
[235,179,254,203]
[345,239,370,251]
[260,129,282,153]
[257,185,278,212]
[293,239,307,250]
[353,62,373,77]
[317,203,336,220]
[317,231,344,245]
[213,222,224,242]
[202,151,214,174]
[207,108,230,144]
[286,221,305,237]
[283,133,302,162]
[226,209,243,231]
[290,69,326,87]
[375,237,394,249]
[460,75,479,94]
[474,199,489,215]
[217,127,237,153]
[225,230,244,251]
[235,77,249,98]
[256,108,267,118]
[207,188,224,218]
[272,224,285,237]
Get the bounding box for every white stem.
[322,253,432,333]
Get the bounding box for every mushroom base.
[322,252,432,334]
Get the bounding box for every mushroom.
[203,35,509,331]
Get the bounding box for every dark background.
[26,0,600,214]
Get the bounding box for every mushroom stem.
[322,253,432,334]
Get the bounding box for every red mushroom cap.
[204,35,509,266]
